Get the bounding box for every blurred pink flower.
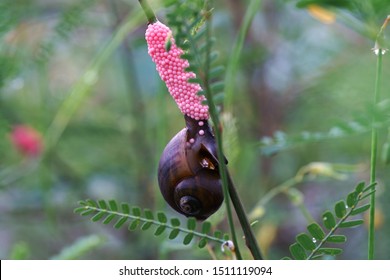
[145,21,209,120]
[10,125,44,157]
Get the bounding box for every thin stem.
[224,0,261,112]
[226,172,263,260]
[249,162,350,220]
[45,11,144,152]
[138,0,157,24]
[203,1,262,260]
[297,203,315,224]
[368,49,382,260]
[368,15,389,259]
[249,173,315,223]
[202,6,242,260]
[250,177,298,218]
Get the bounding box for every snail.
[158,115,226,220]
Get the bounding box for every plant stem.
[224,0,262,112]
[138,0,157,23]
[201,6,242,260]
[45,10,144,152]
[226,172,263,259]
[368,15,389,259]
[203,1,262,260]
[250,177,298,219]
[368,49,382,260]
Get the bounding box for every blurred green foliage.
[1,0,390,259]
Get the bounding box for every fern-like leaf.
[285,181,374,260]
[36,0,96,64]
[74,199,230,248]
[164,0,225,107]
[260,100,390,155]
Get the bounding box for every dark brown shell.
[157,117,224,220]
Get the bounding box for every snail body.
[158,116,224,220]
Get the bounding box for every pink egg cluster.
[145,21,209,120]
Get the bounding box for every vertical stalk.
[368,50,382,260]
[203,1,262,260]
[368,15,389,260]
[138,0,157,23]
[224,0,262,112]
[202,5,242,260]
[226,172,263,259]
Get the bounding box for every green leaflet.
[339,220,364,228]
[307,223,325,240]
[102,214,115,225]
[108,200,118,211]
[289,243,307,260]
[132,207,142,217]
[322,211,336,230]
[114,217,128,229]
[326,235,347,243]
[334,200,347,218]
[296,233,316,251]
[129,219,140,231]
[350,204,370,216]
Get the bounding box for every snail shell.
[157,116,224,220]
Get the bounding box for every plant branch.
[224,0,262,112]
[226,172,263,259]
[368,42,383,260]
[138,0,157,24]
[201,5,242,260]
[75,201,228,245]
[44,10,143,156]
[249,162,357,221]
[202,1,262,260]
[307,208,356,259]
[368,15,388,260]
[307,185,372,260]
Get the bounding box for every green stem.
[368,49,382,260]
[226,172,263,259]
[202,7,242,260]
[297,203,315,224]
[224,0,262,112]
[45,11,143,151]
[253,177,298,211]
[203,1,262,260]
[138,0,157,23]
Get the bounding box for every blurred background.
[1,0,389,259]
